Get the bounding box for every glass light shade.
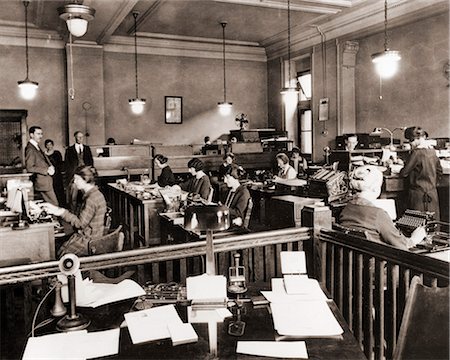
[18,79,38,100]
[218,102,233,116]
[372,50,401,79]
[129,98,146,114]
[66,17,88,37]
[281,87,299,105]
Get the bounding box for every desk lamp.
[56,254,90,331]
[184,205,230,275]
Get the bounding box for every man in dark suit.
[25,126,58,205]
[65,131,93,211]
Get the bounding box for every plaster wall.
[0,45,67,153]
[355,12,449,138]
[103,52,268,145]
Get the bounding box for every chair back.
[393,276,449,360]
[332,223,368,239]
[88,225,124,255]
[104,206,112,235]
[207,186,214,203]
[243,197,253,229]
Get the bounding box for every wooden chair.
[242,197,253,230]
[88,225,124,255]
[393,276,449,360]
[332,223,368,239]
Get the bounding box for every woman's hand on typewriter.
[410,226,427,246]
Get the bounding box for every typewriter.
[397,210,450,253]
[308,169,348,203]
[396,209,434,237]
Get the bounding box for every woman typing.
[176,158,211,200]
[274,153,297,181]
[154,154,176,187]
[43,166,106,257]
[339,165,425,250]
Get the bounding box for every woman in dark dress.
[154,154,176,187]
[223,166,251,226]
[176,158,211,200]
[44,139,65,207]
[400,127,442,220]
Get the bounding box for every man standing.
[25,126,58,205]
[65,131,93,211]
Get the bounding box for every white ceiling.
[0,0,447,57]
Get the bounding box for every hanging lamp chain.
[287,0,291,86]
[221,22,227,103]
[133,12,139,99]
[24,0,30,79]
[384,0,388,51]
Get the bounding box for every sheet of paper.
[283,276,324,296]
[215,307,232,319]
[270,300,343,337]
[23,329,120,360]
[58,277,145,308]
[237,341,308,358]
[168,323,198,346]
[268,278,327,301]
[187,306,223,323]
[280,251,307,274]
[372,199,397,220]
[186,274,226,301]
[124,305,183,344]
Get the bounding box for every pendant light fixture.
[58,1,95,38]
[17,1,38,100]
[371,0,401,79]
[129,11,146,115]
[218,21,232,116]
[280,0,299,99]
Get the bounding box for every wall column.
[339,40,359,135]
[66,43,105,145]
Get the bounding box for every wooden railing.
[317,228,449,360]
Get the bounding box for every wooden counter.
[0,222,55,265]
[105,183,164,248]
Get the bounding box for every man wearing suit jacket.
[25,126,58,205]
[65,131,93,211]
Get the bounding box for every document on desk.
[270,300,343,337]
[124,304,183,344]
[22,328,120,360]
[237,341,308,359]
[58,274,145,308]
[168,323,198,346]
[186,274,227,301]
[262,278,327,302]
[280,251,307,275]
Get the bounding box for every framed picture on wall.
[165,96,182,124]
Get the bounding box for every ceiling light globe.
[67,18,88,37]
[129,99,146,115]
[218,102,233,116]
[372,50,401,79]
[18,80,39,100]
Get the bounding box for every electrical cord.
[31,283,57,337]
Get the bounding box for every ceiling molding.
[265,0,449,60]
[212,0,348,14]
[0,25,63,49]
[97,0,139,45]
[105,34,267,62]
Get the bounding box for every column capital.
[342,40,359,67]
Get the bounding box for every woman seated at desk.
[154,153,176,187]
[43,166,107,258]
[223,166,251,226]
[218,152,238,180]
[274,153,297,181]
[290,147,308,176]
[339,165,425,250]
[175,158,211,200]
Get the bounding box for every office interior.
[0,0,449,359]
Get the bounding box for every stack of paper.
[22,329,120,359]
[125,304,199,347]
[261,278,327,302]
[280,251,307,275]
[270,300,343,337]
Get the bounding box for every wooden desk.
[28,285,365,360]
[0,222,55,265]
[106,183,164,248]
